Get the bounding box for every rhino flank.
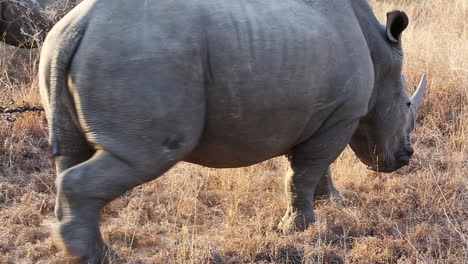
[39,0,427,262]
[0,0,78,47]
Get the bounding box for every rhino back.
[61,0,373,167]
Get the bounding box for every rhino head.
[349,11,427,172]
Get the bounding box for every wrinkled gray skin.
[0,0,77,47]
[39,0,426,262]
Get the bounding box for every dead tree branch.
[0,104,44,122]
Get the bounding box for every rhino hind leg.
[278,121,357,233]
[53,109,95,222]
[54,149,183,263]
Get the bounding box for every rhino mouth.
[366,150,412,172]
[395,141,414,165]
[366,162,404,173]
[397,154,410,165]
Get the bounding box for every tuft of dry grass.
[1,0,466,263]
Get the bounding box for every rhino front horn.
[411,74,427,111]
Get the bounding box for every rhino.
[39,0,427,262]
[0,0,77,47]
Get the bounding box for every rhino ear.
[386,11,409,43]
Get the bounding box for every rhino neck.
[349,0,384,52]
[349,0,387,111]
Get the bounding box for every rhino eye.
[406,102,412,107]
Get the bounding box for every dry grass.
[1,0,466,263]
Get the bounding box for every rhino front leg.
[278,121,357,233]
[313,168,341,200]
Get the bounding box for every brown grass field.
[0,0,466,263]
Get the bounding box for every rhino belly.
[184,106,312,168]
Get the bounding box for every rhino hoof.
[53,221,118,264]
[277,211,315,234]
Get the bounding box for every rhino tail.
[46,21,87,157]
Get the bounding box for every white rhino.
[39,0,426,262]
